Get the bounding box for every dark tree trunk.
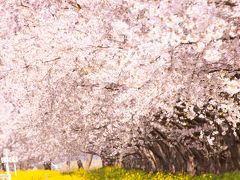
[102,99,240,175]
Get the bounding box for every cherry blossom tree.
[0,0,239,174]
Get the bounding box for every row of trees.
[0,0,239,174]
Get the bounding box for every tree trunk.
[86,154,93,170]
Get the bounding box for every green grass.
[211,171,240,180]
[2,167,239,180]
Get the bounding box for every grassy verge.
[3,167,239,180]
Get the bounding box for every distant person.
[66,160,71,171]
[77,159,83,169]
[43,161,51,170]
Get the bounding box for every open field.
[4,167,240,180]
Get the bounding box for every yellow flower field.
[1,167,238,180]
